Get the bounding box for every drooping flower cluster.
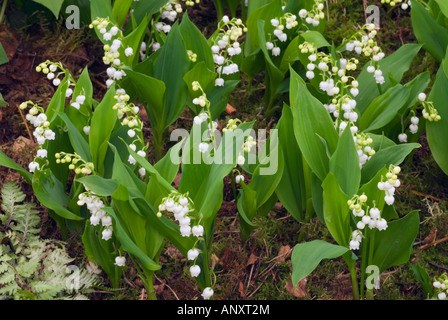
[301,40,361,132]
[297,0,325,27]
[156,0,201,34]
[354,133,375,169]
[157,190,214,299]
[433,273,448,300]
[112,88,147,179]
[265,13,299,57]
[381,0,411,10]
[19,101,56,173]
[210,16,247,86]
[347,193,388,251]
[345,24,386,85]
[398,91,441,142]
[77,189,113,241]
[377,165,401,206]
[158,192,203,261]
[191,81,216,154]
[89,18,133,88]
[55,152,94,176]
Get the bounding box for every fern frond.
[0,182,26,227]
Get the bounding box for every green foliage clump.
[0,181,101,300]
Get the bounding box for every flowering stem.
[230,173,238,201]
[0,0,7,24]
[344,252,360,300]
[153,129,164,161]
[366,228,376,300]
[376,82,383,95]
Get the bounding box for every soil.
[0,0,447,301]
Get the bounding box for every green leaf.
[76,175,120,196]
[0,43,8,65]
[356,44,421,114]
[411,0,448,62]
[322,172,350,247]
[411,263,433,299]
[370,211,420,273]
[153,22,190,132]
[33,0,64,18]
[133,0,170,24]
[0,150,32,184]
[290,68,338,181]
[257,19,287,107]
[32,171,83,221]
[82,220,120,288]
[244,0,283,54]
[179,14,214,70]
[124,68,166,132]
[434,0,448,18]
[427,66,448,175]
[300,31,331,49]
[329,126,360,198]
[57,113,91,162]
[89,86,117,175]
[103,207,160,271]
[291,240,349,287]
[275,104,306,221]
[361,143,420,184]
[359,84,411,132]
[0,92,7,107]
[112,0,133,27]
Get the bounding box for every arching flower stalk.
[210,16,247,86]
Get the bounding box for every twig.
[15,103,34,141]
[411,190,442,202]
[154,275,180,300]
[419,236,448,250]
[428,262,448,272]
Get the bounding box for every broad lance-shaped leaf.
[244,0,283,54]
[322,172,350,247]
[360,143,420,184]
[329,125,360,198]
[411,0,448,62]
[33,0,64,18]
[370,211,420,273]
[89,86,117,175]
[0,150,32,184]
[257,19,286,109]
[290,67,338,181]
[355,44,421,114]
[153,22,190,132]
[82,220,120,288]
[358,84,411,133]
[292,240,349,287]
[427,66,448,175]
[275,104,307,221]
[103,207,161,272]
[57,113,91,163]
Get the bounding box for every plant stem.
[153,129,163,161]
[349,264,360,300]
[0,0,8,24]
[230,173,238,201]
[344,252,359,300]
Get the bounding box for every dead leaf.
[238,281,245,298]
[210,253,220,270]
[226,103,236,114]
[172,173,182,188]
[246,253,258,267]
[424,228,437,245]
[139,288,148,300]
[277,245,291,263]
[285,278,307,298]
